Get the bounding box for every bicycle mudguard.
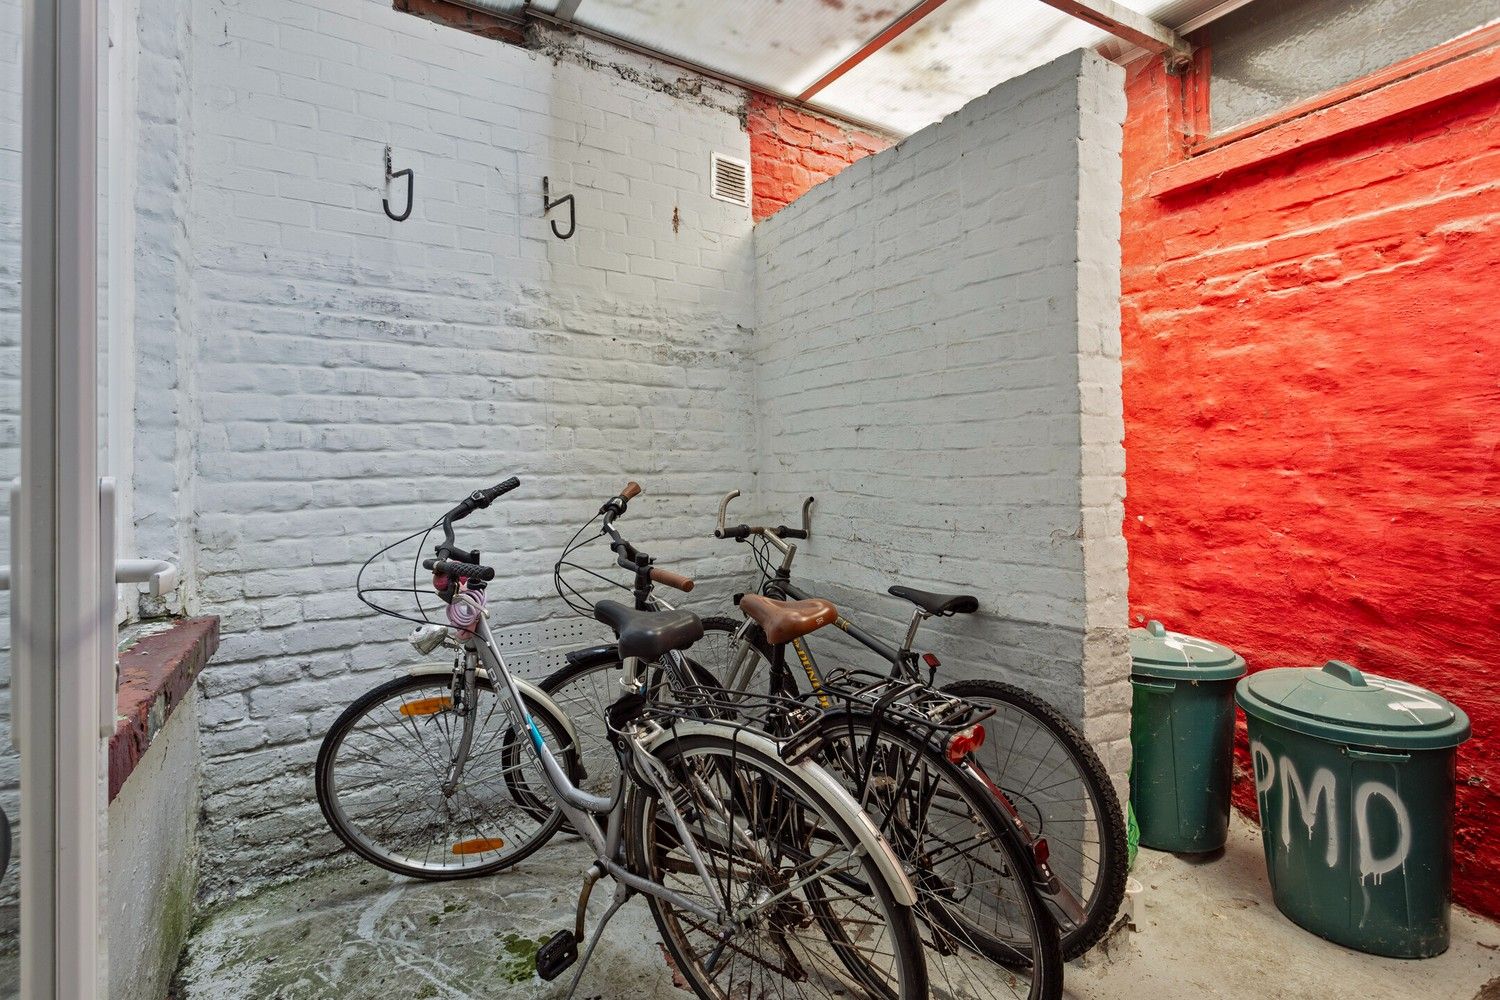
[640,721,918,908]
[405,663,581,752]
[564,644,620,669]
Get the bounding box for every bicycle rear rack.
[644,666,993,768]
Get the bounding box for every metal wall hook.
[543,176,576,240]
[383,145,414,222]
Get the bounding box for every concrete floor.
[173,814,1500,1000]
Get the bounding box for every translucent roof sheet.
[540,0,1232,136]
[533,0,920,97]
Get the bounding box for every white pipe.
[113,558,178,598]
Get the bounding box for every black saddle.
[594,600,704,661]
[888,585,979,616]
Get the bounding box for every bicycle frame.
[455,594,919,930]
[460,599,726,924]
[719,528,920,700]
[714,525,1089,924]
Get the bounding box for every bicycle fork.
[440,656,481,796]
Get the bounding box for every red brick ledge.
[108,616,220,803]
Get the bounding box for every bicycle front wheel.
[627,730,929,1000]
[315,672,575,879]
[942,678,1128,959]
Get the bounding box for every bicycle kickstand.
[560,875,635,1000]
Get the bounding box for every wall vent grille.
[710,152,750,207]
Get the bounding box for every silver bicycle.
[316,478,930,1000]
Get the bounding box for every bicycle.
[317,478,930,1000]
[703,490,1129,960]
[548,484,1066,1000]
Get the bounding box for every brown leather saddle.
[739,593,838,646]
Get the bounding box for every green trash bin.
[1128,621,1247,853]
[1236,661,1471,958]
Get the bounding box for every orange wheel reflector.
[400,696,453,717]
[451,837,505,855]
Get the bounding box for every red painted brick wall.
[747,93,892,222]
[1121,50,1500,916]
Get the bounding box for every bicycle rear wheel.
[813,715,1063,1000]
[942,679,1128,959]
[315,673,575,879]
[627,730,929,1000]
[690,615,1126,961]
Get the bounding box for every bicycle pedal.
[535,929,579,981]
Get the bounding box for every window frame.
[1150,20,1500,196]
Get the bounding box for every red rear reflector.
[946,724,985,763]
[1033,837,1050,866]
[922,652,941,669]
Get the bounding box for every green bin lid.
[1235,661,1471,751]
[1129,620,1246,682]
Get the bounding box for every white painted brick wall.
[0,1,1131,914]
[173,0,759,899]
[752,50,1132,790]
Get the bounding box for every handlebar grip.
[649,566,695,593]
[482,476,521,505]
[776,526,808,540]
[620,481,642,501]
[432,559,495,582]
[448,475,520,524]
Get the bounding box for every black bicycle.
[701,492,1128,960]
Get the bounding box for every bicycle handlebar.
[589,481,698,602]
[713,490,815,544]
[649,566,694,593]
[443,476,520,526]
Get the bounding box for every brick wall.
[167,0,760,899]
[0,1,1135,912]
[746,93,892,222]
[1122,46,1500,918]
[753,50,1132,787]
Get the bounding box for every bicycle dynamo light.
[408,623,450,655]
[945,724,986,763]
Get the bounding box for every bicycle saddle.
[594,600,705,661]
[740,594,838,646]
[888,585,979,616]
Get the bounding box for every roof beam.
[1036,0,1193,69]
[797,0,955,102]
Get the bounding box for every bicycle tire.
[942,678,1128,959]
[634,620,1063,997]
[315,672,575,880]
[625,729,929,1000]
[806,712,1064,1000]
[536,631,729,802]
[692,616,1127,960]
